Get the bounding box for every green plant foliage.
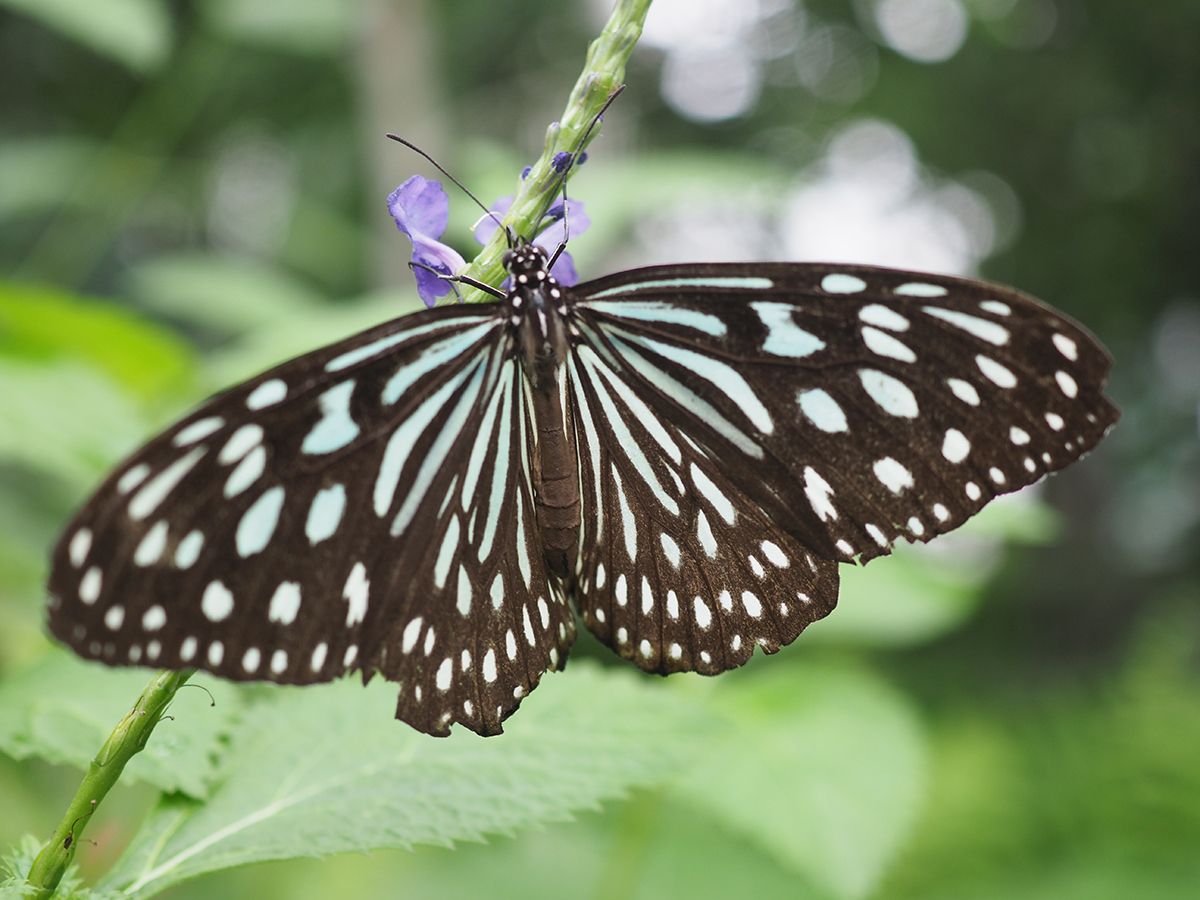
[0,0,172,72]
[95,663,705,899]
[672,662,925,898]
[0,282,194,407]
[0,653,241,800]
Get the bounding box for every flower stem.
[24,668,194,900]
[456,0,652,302]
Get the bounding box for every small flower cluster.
[387,175,590,307]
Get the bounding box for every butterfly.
[46,240,1118,736]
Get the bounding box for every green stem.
[24,668,194,900]
[456,0,652,303]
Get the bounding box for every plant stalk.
[24,668,194,900]
[456,0,652,302]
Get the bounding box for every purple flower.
[474,195,591,286]
[389,174,591,305]
[387,175,467,307]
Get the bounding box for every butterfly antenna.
[546,83,625,270]
[385,134,508,237]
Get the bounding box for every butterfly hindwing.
[567,342,839,674]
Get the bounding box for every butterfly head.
[502,241,552,286]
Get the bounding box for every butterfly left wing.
[47,307,573,737]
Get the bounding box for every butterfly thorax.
[503,244,579,581]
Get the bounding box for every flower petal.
[388,176,467,307]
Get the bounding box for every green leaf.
[0,651,242,799]
[125,253,328,334]
[98,662,703,899]
[671,662,927,899]
[806,492,1061,646]
[0,0,172,73]
[0,281,195,407]
[200,0,356,56]
[0,137,99,220]
[0,359,148,490]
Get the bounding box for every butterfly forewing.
[48,306,567,736]
[573,262,1118,564]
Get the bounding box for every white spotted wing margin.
[47,304,572,738]
[571,261,1118,570]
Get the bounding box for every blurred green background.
[2,0,1199,898]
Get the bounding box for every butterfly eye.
[502,249,515,269]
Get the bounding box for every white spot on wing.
[862,327,917,362]
[873,457,914,493]
[1053,333,1079,361]
[218,424,263,465]
[343,562,370,626]
[246,379,287,409]
[976,355,1017,388]
[224,445,266,498]
[399,618,421,654]
[583,300,727,336]
[79,567,102,604]
[1010,426,1030,445]
[761,540,788,567]
[173,416,223,447]
[235,487,285,557]
[201,581,234,622]
[142,605,166,631]
[660,533,681,568]
[104,605,124,630]
[859,304,910,331]
[691,463,735,524]
[947,378,980,405]
[175,530,204,568]
[1056,370,1078,398]
[822,273,867,293]
[69,528,93,567]
[1045,412,1065,431]
[117,464,150,495]
[696,510,717,558]
[859,369,918,418]
[804,466,837,522]
[797,388,848,432]
[134,520,169,566]
[980,300,1011,315]
[942,429,971,463]
[895,282,947,297]
[302,381,360,455]
[268,582,301,625]
[130,447,205,520]
[751,302,826,357]
[922,306,1010,345]
[242,648,261,673]
[306,483,346,545]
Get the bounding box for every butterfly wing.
[566,262,1117,665]
[47,306,572,737]
[567,343,840,675]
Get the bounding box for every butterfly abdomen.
[509,254,581,581]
